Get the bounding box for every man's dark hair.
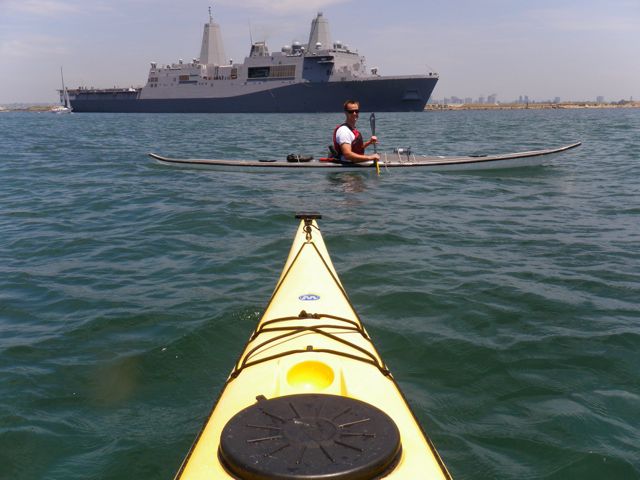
[343,100,360,111]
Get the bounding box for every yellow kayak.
[175,214,452,479]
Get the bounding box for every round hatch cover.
[219,393,402,480]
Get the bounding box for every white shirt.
[335,125,356,148]
[334,124,373,165]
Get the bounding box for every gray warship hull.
[69,76,437,113]
[64,12,439,113]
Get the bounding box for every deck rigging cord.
[229,215,391,381]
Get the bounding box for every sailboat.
[53,67,72,113]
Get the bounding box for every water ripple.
[1,109,639,479]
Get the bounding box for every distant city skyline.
[1,0,638,104]
[432,93,633,105]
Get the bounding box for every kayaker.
[332,100,380,163]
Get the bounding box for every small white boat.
[148,142,581,173]
[53,67,73,114]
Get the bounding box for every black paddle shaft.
[369,113,377,154]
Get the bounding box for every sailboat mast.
[60,66,72,110]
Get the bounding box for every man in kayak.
[332,100,380,163]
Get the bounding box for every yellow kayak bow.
[175,214,452,480]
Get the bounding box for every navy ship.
[63,11,438,113]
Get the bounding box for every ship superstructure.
[64,12,438,113]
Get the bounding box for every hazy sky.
[1,0,638,104]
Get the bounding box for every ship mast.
[199,5,227,66]
[307,11,332,51]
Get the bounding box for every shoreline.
[2,102,639,113]
[425,101,640,111]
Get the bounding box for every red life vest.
[332,123,364,158]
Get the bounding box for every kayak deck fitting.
[174,214,452,479]
[149,142,581,172]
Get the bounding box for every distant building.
[553,97,561,104]
[487,93,497,104]
[596,96,604,103]
[464,97,472,104]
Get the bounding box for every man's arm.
[363,135,378,150]
[340,142,380,163]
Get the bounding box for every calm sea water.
[1,109,639,479]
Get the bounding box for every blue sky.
[1,0,638,103]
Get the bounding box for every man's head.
[343,100,360,124]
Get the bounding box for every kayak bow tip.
[295,212,323,221]
[295,212,322,240]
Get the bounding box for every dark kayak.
[149,142,581,172]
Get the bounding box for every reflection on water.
[327,172,370,194]
[325,172,372,209]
